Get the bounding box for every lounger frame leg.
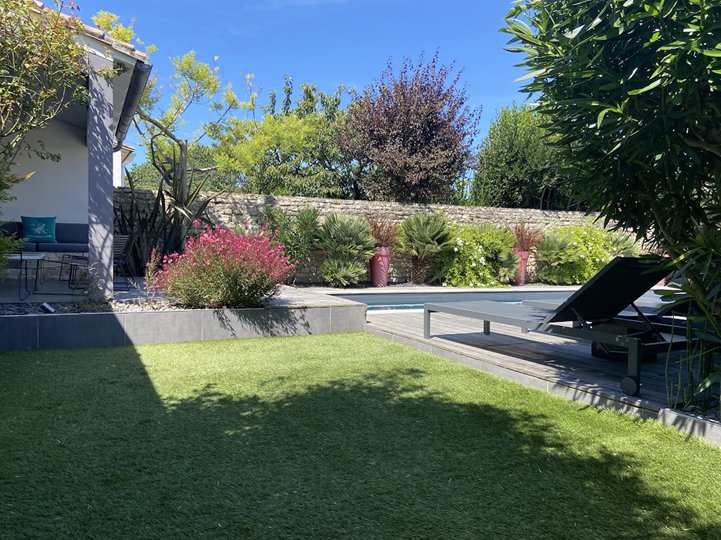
[483,320,490,335]
[621,339,642,396]
[424,308,431,339]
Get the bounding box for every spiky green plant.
[264,205,320,283]
[317,213,376,287]
[398,213,452,283]
[320,258,368,287]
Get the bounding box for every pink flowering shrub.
[155,224,295,308]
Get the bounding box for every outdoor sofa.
[0,221,88,254]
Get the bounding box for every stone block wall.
[114,189,598,284]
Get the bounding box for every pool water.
[330,290,574,311]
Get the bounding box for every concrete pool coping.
[306,284,582,295]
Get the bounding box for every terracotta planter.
[514,250,530,286]
[370,247,391,287]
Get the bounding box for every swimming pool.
[330,289,576,311]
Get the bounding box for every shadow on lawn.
[1,348,718,539]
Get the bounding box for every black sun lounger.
[423,257,688,396]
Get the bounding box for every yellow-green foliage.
[213,80,349,198]
[92,11,135,42]
[91,10,157,54]
[535,224,639,285]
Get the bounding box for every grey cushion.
[37,242,88,253]
[22,242,37,252]
[55,223,88,244]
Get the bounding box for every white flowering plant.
[433,224,517,287]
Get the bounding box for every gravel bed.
[0,297,181,316]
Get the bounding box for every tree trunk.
[410,258,428,284]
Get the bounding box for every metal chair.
[6,249,28,300]
[113,235,132,291]
[65,235,132,291]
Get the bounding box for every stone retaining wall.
[114,189,597,284]
[114,188,596,230]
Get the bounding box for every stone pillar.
[87,54,114,299]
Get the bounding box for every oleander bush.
[317,213,376,287]
[155,224,294,308]
[535,224,639,285]
[434,224,517,287]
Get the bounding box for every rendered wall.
[3,121,88,224]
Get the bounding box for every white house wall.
[113,149,123,187]
[2,120,88,224]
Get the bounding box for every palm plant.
[398,213,452,283]
[317,213,376,287]
[264,206,320,283]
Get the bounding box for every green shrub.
[264,205,320,282]
[320,258,367,287]
[397,213,452,283]
[0,229,19,278]
[317,213,376,287]
[535,224,639,285]
[434,224,518,287]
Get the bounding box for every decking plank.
[368,310,674,409]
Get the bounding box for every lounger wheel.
[621,376,640,396]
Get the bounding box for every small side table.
[7,253,45,300]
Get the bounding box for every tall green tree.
[470,104,576,210]
[128,50,243,263]
[505,0,721,396]
[0,0,85,200]
[213,77,364,199]
[504,0,720,243]
[339,53,479,204]
[127,144,239,192]
[96,10,245,271]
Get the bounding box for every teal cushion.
[21,216,57,243]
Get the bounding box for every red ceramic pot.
[514,250,530,286]
[370,247,391,287]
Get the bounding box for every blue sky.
[76,0,528,150]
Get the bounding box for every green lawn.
[1,332,720,539]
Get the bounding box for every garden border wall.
[115,188,597,231]
[114,189,599,284]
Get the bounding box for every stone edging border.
[0,303,367,351]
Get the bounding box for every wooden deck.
[366,309,681,416]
